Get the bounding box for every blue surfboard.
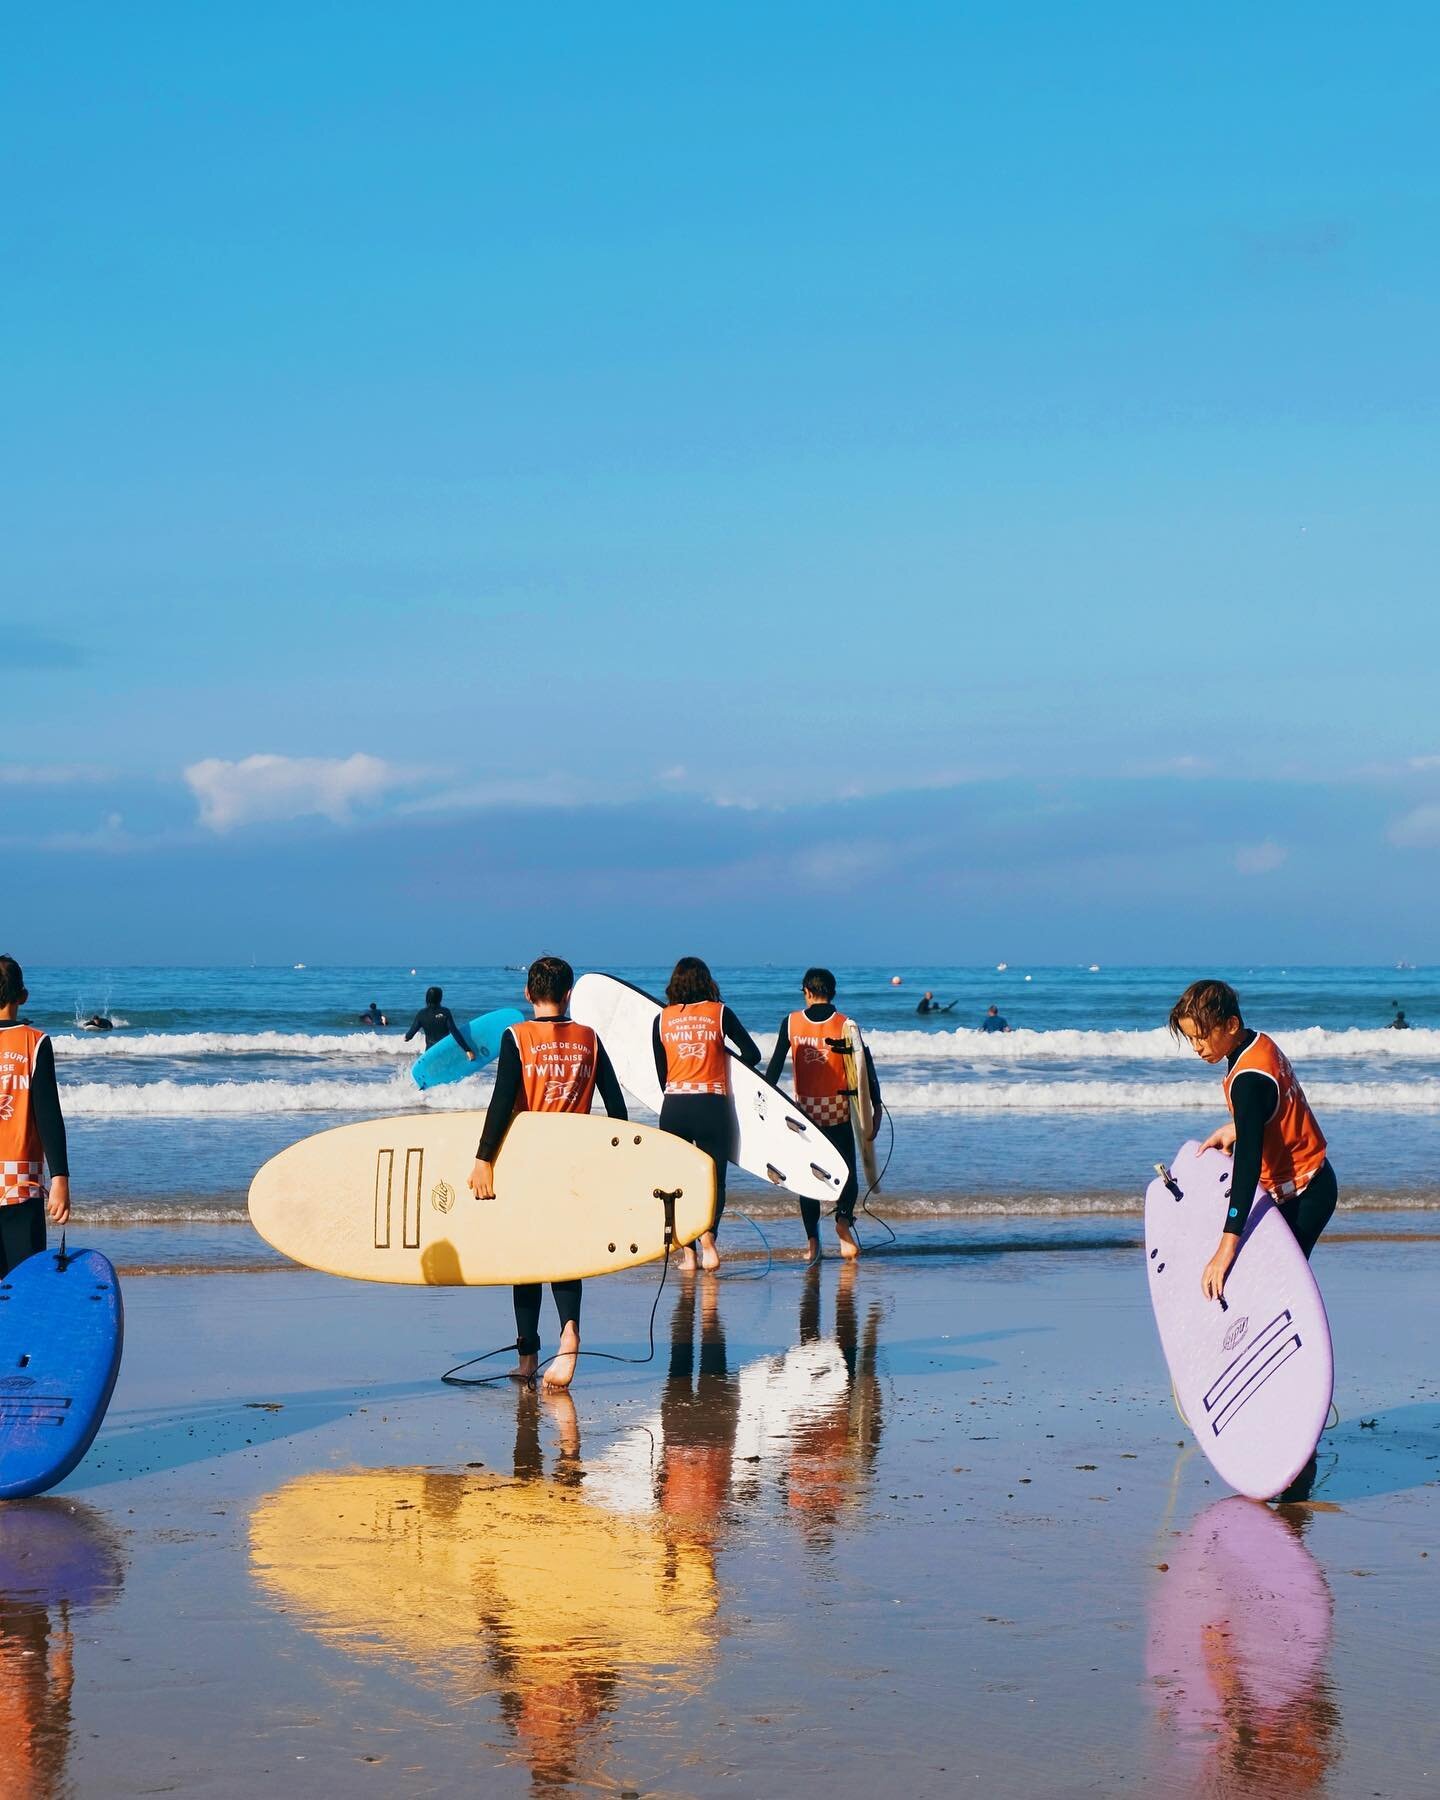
[410,1006,525,1091]
[0,1247,124,1500]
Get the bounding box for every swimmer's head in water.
[526,955,575,1005]
[802,967,836,1003]
[666,957,720,1005]
[425,986,442,1006]
[0,955,27,1008]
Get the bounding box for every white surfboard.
[249,1111,715,1285]
[570,973,848,1205]
[1145,1140,1333,1500]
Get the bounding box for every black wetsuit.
[765,1005,883,1241]
[404,1004,471,1054]
[650,1006,761,1239]
[0,1022,68,1277]
[476,1024,627,1357]
[1223,1029,1337,1257]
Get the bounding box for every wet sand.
[9,1239,1439,1797]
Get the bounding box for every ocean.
[27,962,1440,1270]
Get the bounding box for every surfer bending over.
[469,955,627,1389]
[1169,979,1337,1303]
[651,956,761,1274]
[404,986,475,1058]
[0,956,71,1277]
[766,968,882,1264]
[358,1000,388,1027]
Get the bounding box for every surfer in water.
[980,1005,1010,1033]
[915,992,956,1015]
[404,986,475,1058]
[652,956,762,1274]
[0,956,71,1276]
[1169,980,1337,1304]
[468,955,628,1389]
[358,1000,388,1027]
[766,968,882,1263]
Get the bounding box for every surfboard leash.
[714,1210,774,1280]
[853,1111,898,1250]
[442,1195,681,1387]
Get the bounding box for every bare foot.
[699,1231,721,1273]
[677,1246,699,1274]
[543,1323,580,1390]
[511,1351,539,1384]
[802,1237,821,1266]
[835,1218,861,1260]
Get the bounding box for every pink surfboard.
[1147,1496,1334,1779]
[1145,1140,1333,1500]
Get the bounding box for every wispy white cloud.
[1234,840,1288,875]
[43,812,135,853]
[395,774,591,815]
[1389,804,1440,849]
[0,763,113,786]
[184,754,416,832]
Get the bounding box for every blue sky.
[6,3,1439,963]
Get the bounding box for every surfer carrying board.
[468,956,628,1389]
[1169,980,1338,1303]
[766,969,882,1263]
[0,956,71,1276]
[651,956,762,1274]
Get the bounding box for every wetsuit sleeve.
[477,1033,522,1161]
[443,1009,470,1054]
[595,1042,628,1121]
[722,1007,762,1068]
[32,1038,69,1178]
[652,1016,668,1089]
[764,1016,791,1086]
[403,1011,423,1043]
[1224,1071,1276,1236]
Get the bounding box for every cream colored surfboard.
[840,1023,880,1192]
[248,1111,715,1285]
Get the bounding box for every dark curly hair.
[666,957,721,1005]
[1168,978,1243,1041]
[0,956,27,1009]
[527,956,575,1004]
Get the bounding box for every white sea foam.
[49,1023,1440,1067]
[51,1031,414,1059]
[56,1071,1440,1118]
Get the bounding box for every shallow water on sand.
[15,1243,1438,1797]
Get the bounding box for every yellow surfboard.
[248,1111,715,1285]
[249,1467,718,1700]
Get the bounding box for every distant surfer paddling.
[915,991,956,1015]
[652,956,762,1274]
[766,968,882,1263]
[468,956,628,1389]
[1169,980,1337,1304]
[404,986,475,1059]
[0,956,71,1276]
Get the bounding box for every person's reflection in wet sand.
[0,1502,125,1797]
[493,1386,616,1794]
[784,1262,884,1541]
[657,1276,739,1558]
[1148,1494,1339,1796]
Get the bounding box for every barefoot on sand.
[511,1351,539,1384]
[802,1238,821,1266]
[835,1219,861,1260]
[698,1231,721,1272]
[543,1323,580,1390]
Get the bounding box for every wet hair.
[425,986,442,1006]
[1168,978,1243,1041]
[666,957,720,1005]
[527,955,575,1004]
[0,956,26,1008]
[802,967,836,1002]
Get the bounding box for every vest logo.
[431,1180,455,1215]
[0,1096,11,1121]
[1222,1315,1249,1352]
[0,1374,36,1390]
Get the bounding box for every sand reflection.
[1148,1495,1339,1796]
[248,1403,717,1793]
[0,1501,125,1799]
